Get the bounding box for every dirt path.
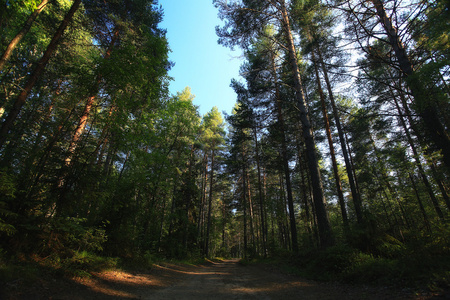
[145,259,410,300]
[3,259,434,299]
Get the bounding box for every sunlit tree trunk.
[64,28,120,166]
[0,0,81,149]
[0,0,49,71]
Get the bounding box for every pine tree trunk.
[64,28,120,166]
[396,83,450,211]
[271,50,299,252]
[0,0,49,71]
[279,0,333,247]
[296,126,314,244]
[0,0,81,149]
[371,0,450,170]
[246,171,256,251]
[198,151,208,249]
[429,162,450,210]
[253,126,267,257]
[205,147,215,257]
[409,173,432,232]
[243,167,248,259]
[316,46,364,224]
[391,90,444,219]
[312,50,349,233]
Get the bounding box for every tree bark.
[279,0,333,248]
[242,167,248,258]
[64,28,120,166]
[270,49,299,253]
[252,126,267,257]
[391,89,444,220]
[312,49,349,233]
[0,0,82,149]
[316,46,364,224]
[371,0,450,171]
[205,146,215,257]
[0,0,49,71]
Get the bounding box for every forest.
[0,0,449,293]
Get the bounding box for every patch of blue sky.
[159,1,243,117]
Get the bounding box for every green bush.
[0,170,17,237]
[301,244,357,280]
[343,253,399,284]
[62,251,118,276]
[118,251,158,271]
[373,234,406,258]
[37,218,108,257]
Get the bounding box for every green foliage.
[343,253,398,284]
[118,251,157,271]
[36,218,108,257]
[62,251,118,276]
[292,231,450,289]
[297,244,358,280]
[0,170,17,236]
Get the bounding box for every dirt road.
[4,259,431,299]
[146,259,409,300]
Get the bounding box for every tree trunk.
[316,46,364,224]
[280,0,333,247]
[391,89,444,220]
[0,0,49,71]
[205,147,215,257]
[0,0,82,149]
[270,50,299,253]
[312,49,349,233]
[246,171,256,252]
[295,126,314,244]
[371,0,450,171]
[243,168,248,259]
[396,82,450,211]
[64,28,120,166]
[409,173,432,232]
[198,151,208,250]
[253,126,267,257]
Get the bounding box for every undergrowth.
[243,226,450,293]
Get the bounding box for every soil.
[1,259,445,300]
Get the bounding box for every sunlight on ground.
[232,281,314,294]
[72,270,168,298]
[153,264,230,276]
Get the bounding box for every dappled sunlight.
[74,278,137,298]
[231,280,315,294]
[153,263,231,276]
[70,269,170,299]
[91,270,163,286]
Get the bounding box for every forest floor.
[1,259,446,299]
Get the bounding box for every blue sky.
[159,1,243,116]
